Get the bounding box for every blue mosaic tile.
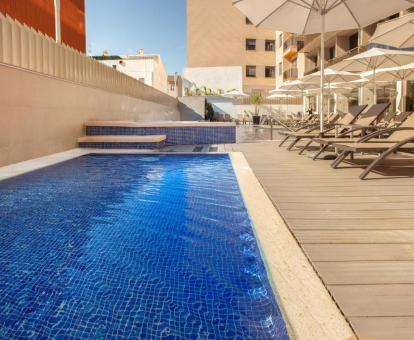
[78,142,164,149]
[0,154,288,339]
[85,126,236,145]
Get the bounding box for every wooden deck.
[224,142,414,340]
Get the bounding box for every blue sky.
[85,0,186,75]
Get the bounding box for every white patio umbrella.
[279,80,319,117]
[222,89,249,98]
[332,48,414,103]
[232,0,414,132]
[364,63,414,112]
[370,12,414,48]
[304,68,361,119]
[268,91,297,120]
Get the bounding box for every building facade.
[94,51,169,95]
[0,0,86,53]
[185,0,276,95]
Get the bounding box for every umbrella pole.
[327,83,331,123]
[286,94,288,120]
[319,13,325,133]
[373,68,377,104]
[302,90,306,121]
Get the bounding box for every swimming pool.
[0,154,288,339]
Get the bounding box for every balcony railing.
[304,45,368,76]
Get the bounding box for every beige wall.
[0,64,179,167]
[187,0,276,93]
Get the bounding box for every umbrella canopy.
[267,93,296,99]
[370,12,414,48]
[222,89,249,98]
[233,0,413,132]
[304,68,361,85]
[232,0,414,35]
[332,48,414,73]
[332,48,414,103]
[279,79,319,91]
[364,63,414,111]
[365,63,414,82]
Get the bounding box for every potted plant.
[250,92,263,125]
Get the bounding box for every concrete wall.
[178,96,205,121]
[0,64,180,167]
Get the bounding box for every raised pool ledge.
[85,121,236,145]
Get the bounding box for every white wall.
[100,56,168,94]
[183,66,243,93]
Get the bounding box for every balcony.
[283,36,305,60]
[283,67,298,81]
[303,45,368,76]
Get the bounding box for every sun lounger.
[330,114,414,179]
[279,104,367,150]
[306,103,391,159]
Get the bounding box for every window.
[265,66,275,78]
[278,33,283,48]
[329,46,335,60]
[246,17,253,25]
[246,39,256,51]
[278,62,282,76]
[349,32,358,50]
[170,83,175,91]
[265,40,275,51]
[246,65,256,77]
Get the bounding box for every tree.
[250,92,263,116]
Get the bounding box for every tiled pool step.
[84,121,237,145]
[78,135,166,149]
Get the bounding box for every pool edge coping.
[229,152,356,340]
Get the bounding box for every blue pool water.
[0,154,288,339]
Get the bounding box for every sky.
[85,0,187,75]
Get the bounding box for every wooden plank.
[349,317,414,340]
[314,261,414,284]
[329,284,414,316]
[303,244,414,261]
[277,202,414,211]
[295,230,414,243]
[287,219,414,230]
[282,209,414,220]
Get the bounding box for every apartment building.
[0,0,86,52]
[94,51,169,94]
[185,0,276,95]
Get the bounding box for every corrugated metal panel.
[60,0,86,53]
[0,0,55,40]
[0,0,86,53]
